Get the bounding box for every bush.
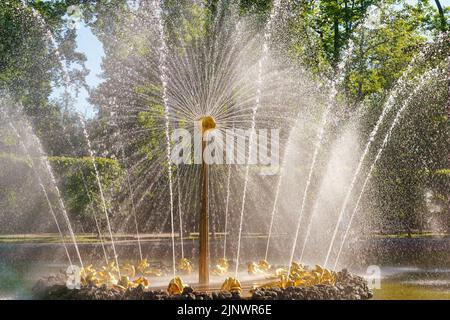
[50,156,124,230]
[0,153,123,233]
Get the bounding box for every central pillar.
[198,116,216,286]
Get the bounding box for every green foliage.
[368,56,450,231]
[50,156,124,224]
[137,105,165,162]
[180,2,208,42]
[160,0,210,47]
[283,0,380,72]
[239,0,273,23]
[0,0,88,158]
[0,152,32,217]
[0,152,31,167]
[345,4,427,101]
[0,152,123,232]
[0,1,54,99]
[276,0,449,232]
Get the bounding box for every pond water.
[372,267,450,300]
[0,261,62,299]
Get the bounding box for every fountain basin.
[31,269,372,300]
[251,269,373,300]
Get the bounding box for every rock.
[252,292,262,299]
[231,291,242,299]
[221,292,232,299]
[187,293,196,300]
[182,286,194,295]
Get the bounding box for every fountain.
[198,116,217,285]
[1,0,449,301]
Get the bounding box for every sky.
[70,0,450,117]
[73,24,104,117]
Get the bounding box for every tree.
[287,0,379,68]
[434,0,447,31]
[344,4,426,101]
[367,32,450,233]
[0,0,88,155]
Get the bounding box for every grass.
[0,232,289,244]
[371,232,450,239]
[0,231,448,244]
[0,234,101,244]
[0,233,149,244]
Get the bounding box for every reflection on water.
[0,261,65,300]
[0,263,31,299]
[373,267,450,300]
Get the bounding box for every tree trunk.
[357,29,366,100]
[333,16,340,65]
[349,0,355,31]
[344,0,350,36]
[434,0,447,32]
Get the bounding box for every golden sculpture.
[255,263,336,290]
[136,259,150,274]
[248,262,260,274]
[78,258,336,294]
[177,258,194,274]
[221,277,242,293]
[117,275,131,289]
[133,276,150,288]
[167,276,188,295]
[212,258,229,275]
[79,260,160,289]
[258,260,271,272]
[200,116,216,132]
[136,258,164,277]
[80,265,101,287]
[248,260,272,275]
[121,262,136,278]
